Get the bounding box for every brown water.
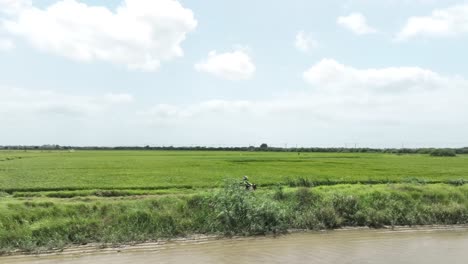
[3,227,468,264]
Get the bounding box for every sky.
[1,0,468,148]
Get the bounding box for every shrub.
[211,180,286,235]
[295,187,320,208]
[430,149,456,157]
[331,194,360,225]
[314,206,340,228]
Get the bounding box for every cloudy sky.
[1,0,467,147]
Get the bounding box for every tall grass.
[209,180,286,235]
[1,183,467,254]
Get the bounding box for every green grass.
[1,150,468,254]
[1,150,468,192]
[1,183,467,254]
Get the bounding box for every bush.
[314,206,340,228]
[211,180,287,235]
[331,194,360,225]
[430,149,456,157]
[295,187,320,208]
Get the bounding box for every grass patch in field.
[11,188,198,199]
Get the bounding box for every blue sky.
[1,0,467,147]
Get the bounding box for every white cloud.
[104,93,134,104]
[303,59,450,93]
[144,60,466,127]
[396,4,468,40]
[337,13,377,35]
[195,49,256,80]
[2,57,467,147]
[1,0,197,71]
[344,0,443,6]
[294,31,318,53]
[145,58,465,122]
[138,60,468,147]
[0,0,31,15]
[0,38,14,51]
[0,87,133,117]
[0,86,139,145]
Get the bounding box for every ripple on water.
[2,227,468,264]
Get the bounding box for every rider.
[243,175,251,189]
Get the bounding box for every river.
[3,227,468,264]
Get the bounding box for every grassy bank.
[1,183,467,254]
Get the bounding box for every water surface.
[3,227,468,264]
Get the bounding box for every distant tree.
[430,149,456,157]
[260,143,268,149]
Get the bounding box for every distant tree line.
[0,144,467,155]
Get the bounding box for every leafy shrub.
[429,203,467,224]
[292,210,322,229]
[331,194,360,225]
[211,180,286,235]
[314,206,340,228]
[430,149,456,157]
[295,187,321,208]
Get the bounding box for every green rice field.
[1,150,467,192]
